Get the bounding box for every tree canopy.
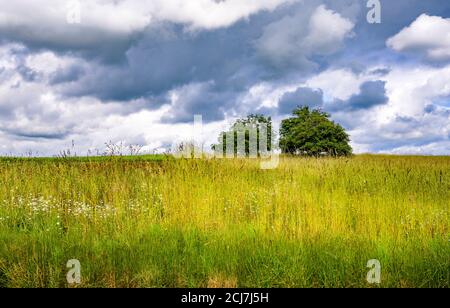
[212,114,273,157]
[279,107,352,156]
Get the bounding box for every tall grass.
[0,155,448,287]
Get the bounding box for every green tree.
[212,114,273,157]
[280,107,352,156]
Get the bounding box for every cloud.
[271,62,450,154]
[368,67,391,76]
[255,4,354,69]
[340,65,450,154]
[278,87,324,114]
[161,81,232,123]
[341,80,388,111]
[57,5,343,104]
[53,23,256,101]
[350,110,450,154]
[0,44,164,150]
[0,0,294,63]
[0,2,356,112]
[306,68,362,100]
[383,141,450,155]
[303,4,355,54]
[146,0,296,30]
[277,80,388,114]
[2,128,70,140]
[51,4,355,106]
[49,65,85,85]
[387,14,450,61]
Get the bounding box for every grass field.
[0,155,448,288]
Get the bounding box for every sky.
[0,0,449,156]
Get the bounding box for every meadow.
[0,155,448,288]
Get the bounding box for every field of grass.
[0,155,448,288]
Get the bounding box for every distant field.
[0,155,448,288]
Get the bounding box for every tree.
[280,107,352,156]
[212,114,273,157]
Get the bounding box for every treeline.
[212,106,352,157]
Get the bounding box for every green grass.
[0,154,169,163]
[0,155,448,288]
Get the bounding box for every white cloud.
[303,5,354,55]
[0,0,294,38]
[255,5,354,68]
[348,64,450,154]
[306,68,363,100]
[387,14,450,61]
[0,44,230,156]
[382,141,450,156]
[1,47,449,156]
[383,64,450,119]
[147,0,296,30]
[288,65,450,154]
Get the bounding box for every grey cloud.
[50,65,85,85]
[369,67,391,76]
[0,21,141,64]
[424,104,450,118]
[161,82,234,123]
[0,1,360,125]
[17,64,40,82]
[254,2,355,72]
[56,23,256,102]
[424,104,437,114]
[13,131,69,140]
[1,127,70,140]
[326,80,388,112]
[351,111,450,153]
[344,80,388,110]
[6,46,41,82]
[278,87,324,115]
[42,2,357,107]
[277,80,388,115]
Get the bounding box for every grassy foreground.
[0,155,448,288]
